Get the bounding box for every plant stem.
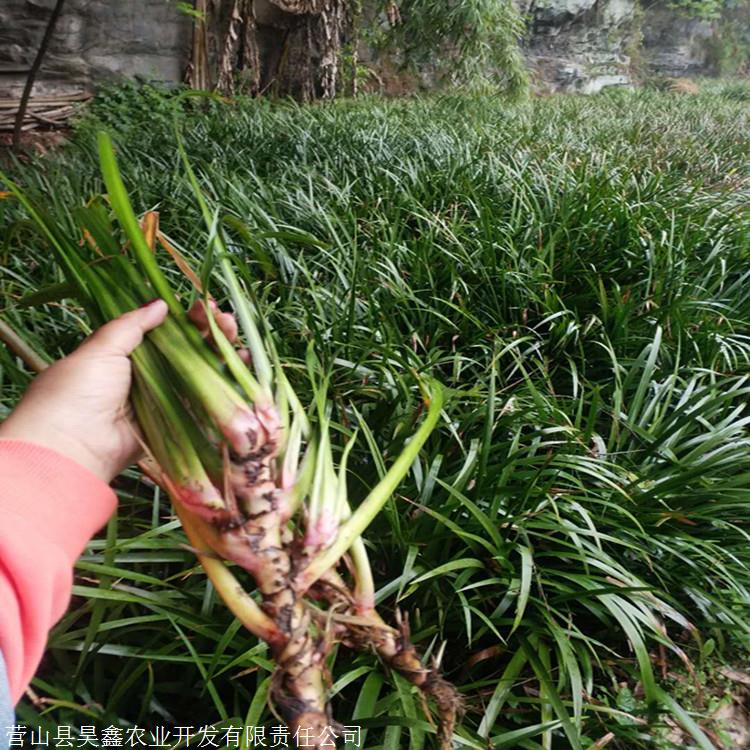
[176,506,285,647]
[296,382,444,592]
[0,318,49,373]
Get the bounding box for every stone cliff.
[524,0,718,92]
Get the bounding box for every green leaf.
[511,546,534,635]
[478,648,528,738]
[520,635,583,750]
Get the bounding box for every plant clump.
[1,132,459,748]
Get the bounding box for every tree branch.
[13,0,67,149]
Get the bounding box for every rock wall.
[524,0,719,93]
[0,0,724,100]
[641,5,716,77]
[522,0,637,92]
[0,0,192,98]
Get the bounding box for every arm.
[0,300,168,703]
[0,440,116,702]
[0,298,239,706]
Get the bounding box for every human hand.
[0,299,239,483]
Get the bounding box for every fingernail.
[139,298,162,309]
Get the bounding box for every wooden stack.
[0,92,91,132]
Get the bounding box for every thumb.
[77,299,169,358]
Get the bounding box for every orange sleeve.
[0,440,116,703]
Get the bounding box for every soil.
[715,667,750,748]
[665,665,750,749]
[0,128,70,163]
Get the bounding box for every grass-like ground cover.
[2,85,750,748]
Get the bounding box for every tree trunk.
[187,0,212,90]
[189,0,350,100]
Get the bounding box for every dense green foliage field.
[2,85,750,749]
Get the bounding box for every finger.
[216,312,238,343]
[187,299,216,333]
[77,299,169,358]
[238,348,252,365]
[188,300,240,344]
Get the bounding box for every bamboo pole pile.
[0,93,91,132]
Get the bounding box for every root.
[271,618,332,750]
[348,610,462,750]
[303,577,460,748]
[170,392,459,747]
